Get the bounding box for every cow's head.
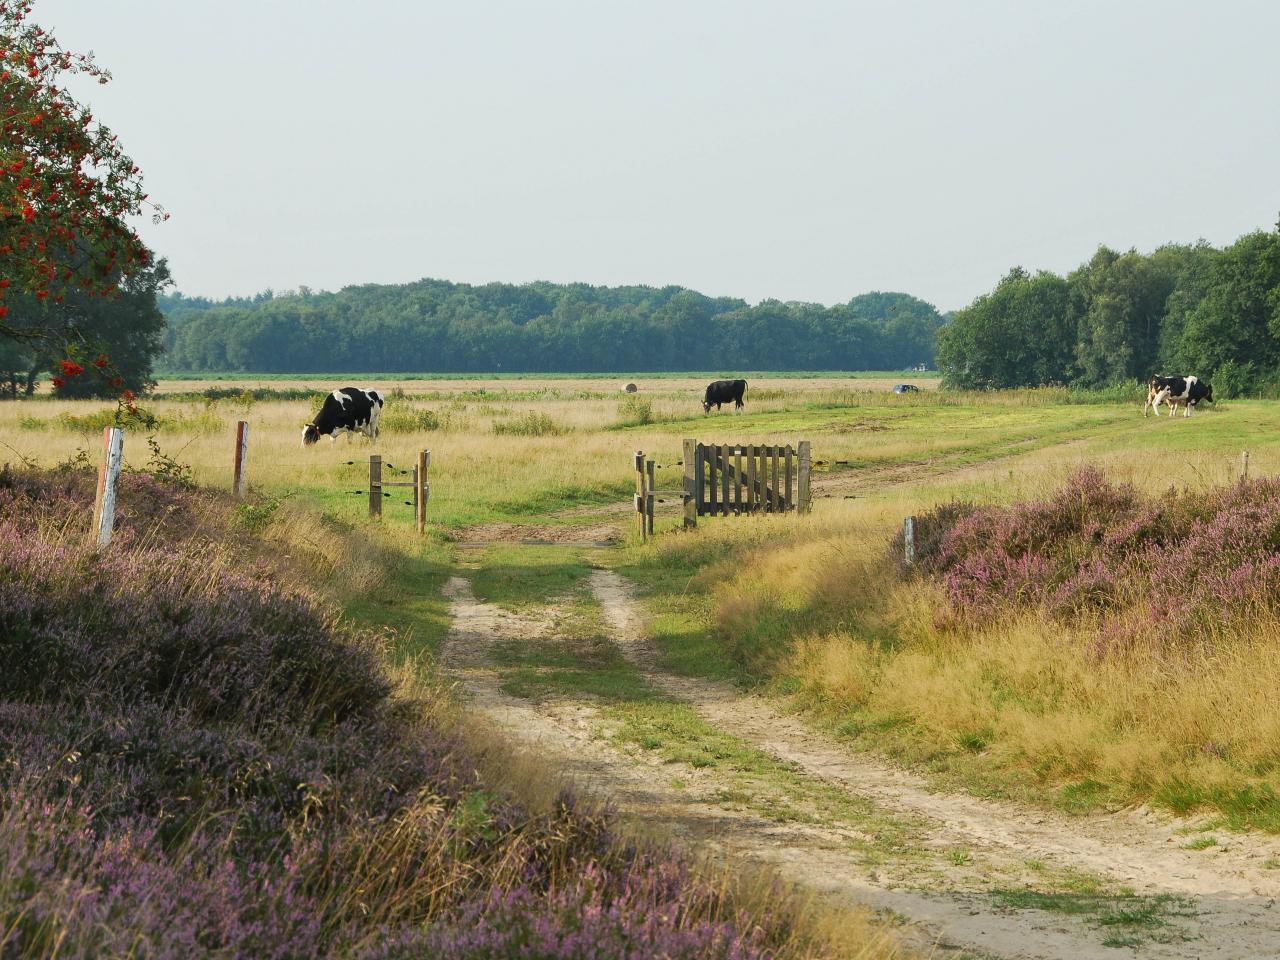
[702,398,712,414]
[301,423,321,446]
[1203,383,1215,404]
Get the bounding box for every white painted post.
[91,426,124,548]
[903,516,917,567]
[232,420,249,498]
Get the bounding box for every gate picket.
[677,440,810,520]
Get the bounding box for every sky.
[39,0,1280,311]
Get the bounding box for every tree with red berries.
[0,0,164,347]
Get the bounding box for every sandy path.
[439,571,1280,959]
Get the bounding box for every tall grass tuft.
[493,411,569,437]
[616,393,654,427]
[381,406,445,433]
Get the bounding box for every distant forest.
[157,281,945,373]
[937,220,1280,395]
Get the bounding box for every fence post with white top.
[91,426,124,548]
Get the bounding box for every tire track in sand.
[587,568,1280,959]
[439,571,1280,959]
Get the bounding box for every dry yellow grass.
[675,477,1280,821]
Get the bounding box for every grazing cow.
[703,378,747,414]
[302,387,384,445]
[1143,375,1214,418]
[623,383,638,393]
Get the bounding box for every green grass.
[611,547,748,685]
[1181,835,1218,850]
[495,636,666,703]
[602,698,924,856]
[342,539,455,661]
[1155,781,1280,832]
[991,889,1193,947]
[468,544,597,609]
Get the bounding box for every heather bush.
[0,469,796,959]
[373,862,771,960]
[912,467,1280,649]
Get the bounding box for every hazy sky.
[41,0,1280,310]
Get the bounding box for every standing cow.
[703,379,747,414]
[303,387,384,445]
[1143,375,1214,418]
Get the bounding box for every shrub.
[1211,359,1256,399]
[910,467,1280,651]
[616,393,654,427]
[54,407,126,432]
[381,407,444,433]
[160,407,226,434]
[492,412,568,437]
[54,405,159,433]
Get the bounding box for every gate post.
[416,449,430,534]
[368,454,382,519]
[646,458,656,536]
[797,441,812,514]
[634,450,647,542]
[682,439,697,529]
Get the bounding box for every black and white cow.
[302,387,384,445]
[703,378,747,414]
[1143,375,1214,418]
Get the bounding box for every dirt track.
[437,565,1280,959]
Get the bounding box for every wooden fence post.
[634,451,647,542]
[682,439,697,529]
[368,454,382,519]
[646,458,656,536]
[904,516,917,567]
[1242,450,1250,480]
[411,463,420,528]
[232,420,249,499]
[417,449,430,534]
[91,426,124,548]
[797,441,812,514]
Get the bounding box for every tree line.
[937,219,1280,396]
[157,282,944,374]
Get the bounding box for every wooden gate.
[631,440,811,539]
[684,439,810,527]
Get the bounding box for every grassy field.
[5,374,1280,833]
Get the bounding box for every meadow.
[5,374,1280,954]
